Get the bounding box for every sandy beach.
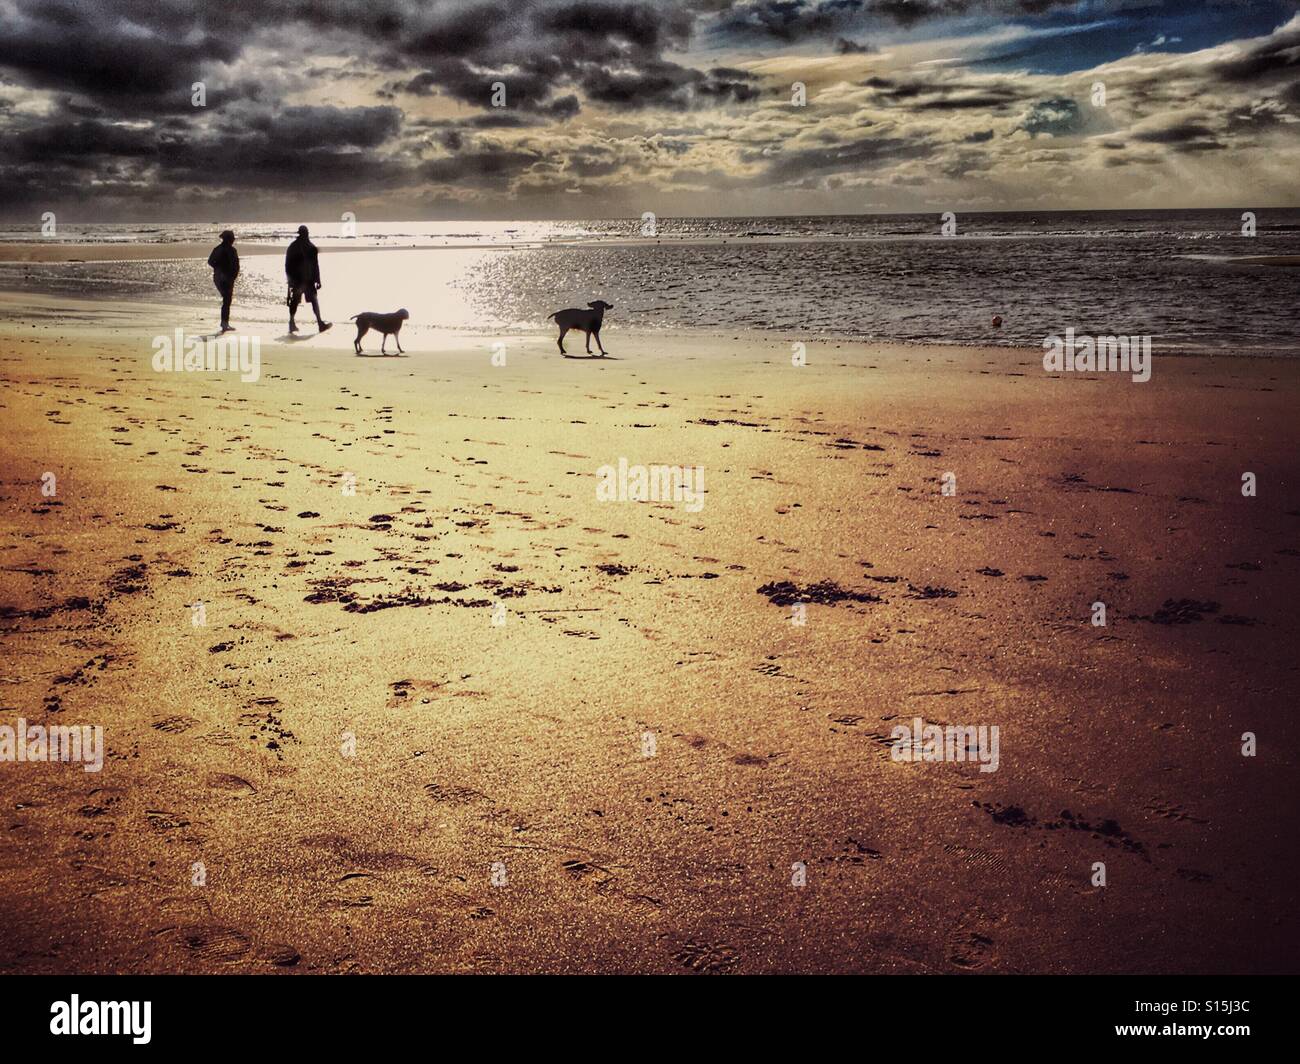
[1,280,1296,975]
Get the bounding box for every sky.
[1,0,1298,220]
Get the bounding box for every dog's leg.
[354,324,367,354]
[584,328,592,355]
[594,326,607,356]
[557,328,568,354]
[381,333,388,355]
[395,329,404,354]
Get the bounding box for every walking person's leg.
[288,285,302,332]
[214,277,227,330]
[307,288,330,331]
[219,280,234,331]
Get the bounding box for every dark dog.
[350,309,409,355]
[547,300,613,356]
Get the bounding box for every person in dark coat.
[207,230,239,333]
[285,225,331,333]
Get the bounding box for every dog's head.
[587,300,614,311]
[397,309,410,320]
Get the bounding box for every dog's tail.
[349,314,359,320]
[546,312,557,321]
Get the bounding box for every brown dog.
[547,300,613,356]
[350,309,409,355]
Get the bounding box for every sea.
[1,210,1297,354]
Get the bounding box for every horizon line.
[4,204,1298,227]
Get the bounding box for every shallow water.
[3,210,1298,352]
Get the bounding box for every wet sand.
[1,293,1297,973]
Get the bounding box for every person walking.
[285,225,331,334]
[207,229,239,333]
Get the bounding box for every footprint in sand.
[168,924,252,964]
[946,912,998,970]
[674,939,741,974]
[145,809,191,832]
[424,782,488,805]
[941,842,1008,875]
[206,773,257,797]
[259,943,302,967]
[152,715,198,734]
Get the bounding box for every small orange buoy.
[991,315,1003,328]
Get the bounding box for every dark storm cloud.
[168,101,412,190]
[0,1,750,119]
[396,8,759,113]
[411,113,543,131]
[1166,139,1226,154]
[914,92,1019,110]
[707,0,1079,41]
[419,146,544,186]
[0,97,415,209]
[6,118,159,163]
[536,1,695,49]
[369,2,760,114]
[167,142,414,191]
[577,60,759,109]
[865,77,1027,110]
[392,58,582,115]
[712,0,866,42]
[1129,120,1224,153]
[395,3,515,59]
[755,134,933,183]
[234,105,404,149]
[869,0,963,28]
[1130,121,1217,144]
[0,0,242,114]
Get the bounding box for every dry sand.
[1,292,1297,973]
